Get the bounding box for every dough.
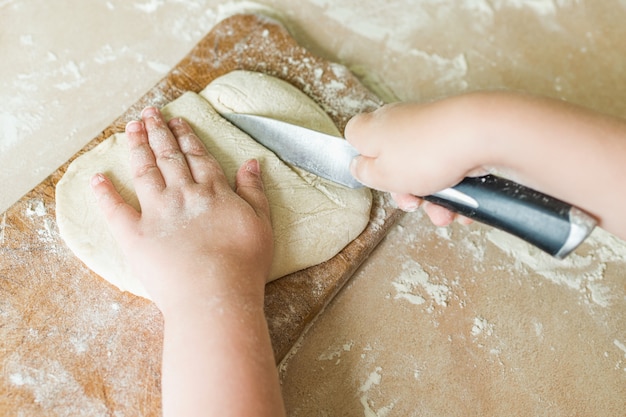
[55,71,372,299]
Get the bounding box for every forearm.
[160,294,286,417]
[465,92,626,239]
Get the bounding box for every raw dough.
[55,71,372,299]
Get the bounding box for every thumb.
[235,159,271,221]
[90,173,140,241]
[349,155,386,191]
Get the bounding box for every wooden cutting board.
[0,14,402,415]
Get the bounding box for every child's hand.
[90,107,273,314]
[345,101,485,226]
[346,92,626,239]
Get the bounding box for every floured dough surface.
[56,71,372,299]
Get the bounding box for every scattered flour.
[0,112,19,152]
[487,228,626,307]
[215,0,287,23]
[435,226,452,240]
[0,212,6,243]
[494,0,581,16]
[6,355,108,416]
[25,198,46,217]
[318,340,354,363]
[24,198,60,246]
[307,0,579,53]
[392,259,450,307]
[359,367,394,417]
[359,367,383,393]
[133,0,164,13]
[408,50,468,88]
[471,316,494,337]
[53,61,85,91]
[614,339,626,357]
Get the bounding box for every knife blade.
[223,113,596,259]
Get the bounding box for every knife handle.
[423,175,596,259]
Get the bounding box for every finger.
[456,215,474,226]
[90,173,140,240]
[126,119,166,197]
[345,103,403,155]
[423,202,456,227]
[344,111,381,156]
[141,106,193,186]
[390,192,422,212]
[235,159,271,221]
[167,117,217,184]
[349,154,389,192]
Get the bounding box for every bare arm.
[91,107,286,417]
[346,92,626,240]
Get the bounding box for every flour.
[368,193,389,231]
[25,198,46,217]
[0,112,20,152]
[0,213,6,244]
[471,316,494,337]
[487,227,626,307]
[494,0,580,16]
[409,50,469,89]
[0,112,19,152]
[20,34,34,45]
[215,0,286,23]
[304,0,577,52]
[296,1,480,102]
[22,198,62,247]
[613,339,626,357]
[359,366,382,393]
[93,44,121,64]
[359,367,395,417]
[133,0,164,13]
[53,60,85,91]
[6,355,109,416]
[392,259,450,307]
[318,340,354,363]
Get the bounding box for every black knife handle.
[423,175,596,258]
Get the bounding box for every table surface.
[2,1,625,416]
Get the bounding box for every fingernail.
[168,117,184,127]
[125,120,143,133]
[141,106,158,118]
[90,173,106,188]
[402,201,419,212]
[349,157,358,175]
[246,159,261,175]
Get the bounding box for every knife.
[223,113,596,259]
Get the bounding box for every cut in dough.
[56,71,372,299]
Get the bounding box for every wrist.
[439,93,502,171]
[159,282,266,323]
[164,287,265,315]
[145,263,268,318]
[449,92,526,174]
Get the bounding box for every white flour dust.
[494,0,581,16]
[0,213,6,244]
[6,355,109,416]
[487,227,626,307]
[0,112,19,152]
[24,198,60,247]
[392,259,450,307]
[318,340,354,363]
[471,316,494,337]
[359,366,395,417]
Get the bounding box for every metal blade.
[223,113,363,188]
